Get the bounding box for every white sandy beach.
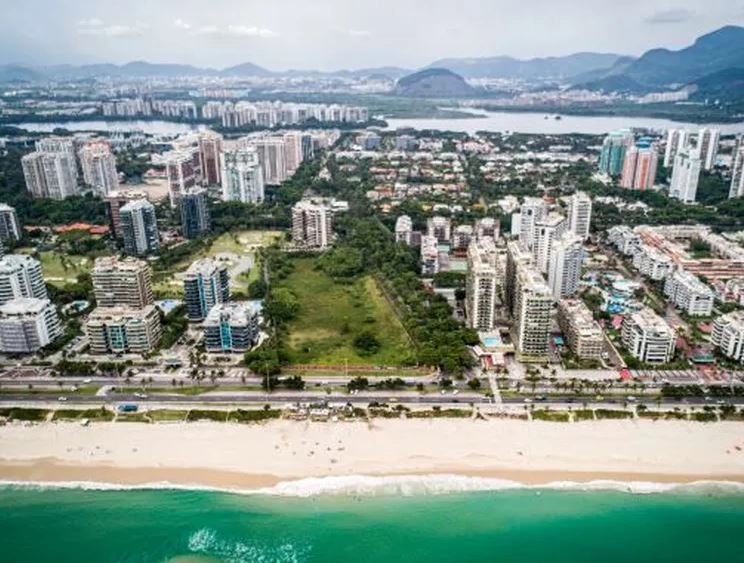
[0,419,743,489]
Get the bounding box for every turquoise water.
[1,485,743,562]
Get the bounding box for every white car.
[57,396,67,402]
[83,379,92,384]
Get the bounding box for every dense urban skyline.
[1,1,743,70]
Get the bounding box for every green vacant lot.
[277,258,412,366]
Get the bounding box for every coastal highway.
[1,392,742,407]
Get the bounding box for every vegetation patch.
[186,409,228,422]
[531,409,570,422]
[147,410,187,422]
[52,408,114,421]
[275,258,412,366]
[227,408,282,423]
[0,408,50,421]
[594,409,634,420]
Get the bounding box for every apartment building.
[632,245,674,281]
[0,254,47,305]
[91,256,153,309]
[663,129,691,168]
[663,269,714,316]
[621,308,676,364]
[557,299,604,361]
[518,197,547,250]
[120,199,160,256]
[179,188,211,239]
[0,298,61,353]
[474,217,499,240]
[696,128,720,171]
[79,141,119,195]
[533,212,566,274]
[164,149,200,207]
[453,225,474,250]
[669,150,701,204]
[0,204,22,243]
[711,311,744,363]
[203,302,260,353]
[220,147,265,203]
[566,191,592,241]
[427,216,452,243]
[105,190,148,239]
[607,225,641,256]
[420,235,440,276]
[548,233,584,300]
[183,259,230,322]
[466,238,499,331]
[291,199,333,249]
[395,215,413,245]
[87,306,162,354]
[620,141,658,190]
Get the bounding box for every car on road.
[57,396,67,401]
[523,398,532,404]
[133,392,148,399]
[83,379,92,384]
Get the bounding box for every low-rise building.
[711,311,744,363]
[0,298,61,353]
[452,225,474,250]
[663,269,714,316]
[607,225,641,256]
[621,308,676,364]
[203,302,260,353]
[557,299,604,360]
[87,305,162,354]
[632,245,673,281]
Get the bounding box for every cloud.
[76,19,146,37]
[188,24,278,38]
[645,9,695,24]
[227,25,278,38]
[173,19,191,30]
[346,29,372,37]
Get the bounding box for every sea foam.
[1,475,743,498]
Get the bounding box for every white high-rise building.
[711,311,744,363]
[466,238,499,331]
[0,254,47,305]
[730,146,744,199]
[663,129,691,168]
[22,151,78,200]
[697,128,720,171]
[621,308,676,364]
[291,199,333,249]
[395,215,413,245]
[120,199,160,256]
[283,132,303,174]
[197,130,224,185]
[474,217,499,240]
[164,149,200,207]
[420,235,440,276]
[79,141,119,195]
[557,299,603,361]
[0,298,61,353]
[548,233,584,301]
[518,197,547,250]
[0,204,22,243]
[669,150,702,204]
[533,212,566,273]
[566,191,592,241]
[92,256,153,309]
[663,269,714,317]
[427,216,452,243]
[245,137,289,186]
[35,136,78,184]
[220,147,265,203]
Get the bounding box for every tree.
[353,331,381,356]
[263,288,300,324]
[318,246,364,279]
[248,279,268,299]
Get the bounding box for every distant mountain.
[575,25,744,93]
[394,68,475,98]
[686,67,744,101]
[221,62,273,77]
[0,64,42,82]
[426,52,626,80]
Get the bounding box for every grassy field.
[156,230,281,298]
[277,258,412,367]
[38,252,92,286]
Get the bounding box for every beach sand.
[1,419,743,490]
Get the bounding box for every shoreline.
[1,459,744,495]
[1,419,742,495]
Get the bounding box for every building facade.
[179,188,211,239]
[621,308,676,364]
[669,150,701,204]
[697,128,720,171]
[0,298,61,353]
[0,204,22,243]
[426,216,452,243]
[566,191,592,241]
[164,149,200,207]
[711,311,744,363]
[183,259,230,322]
[466,238,499,331]
[105,190,148,239]
[120,199,160,256]
[92,256,153,309]
[548,233,584,301]
[620,142,658,191]
[220,147,265,203]
[203,302,260,353]
[87,305,162,354]
[291,200,333,249]
[557,299,603,361]
[663,269,714,317]
[0,254,47,305]
[395,215,413,245]
[79,141,119,195]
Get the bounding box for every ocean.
[1,478,743,563]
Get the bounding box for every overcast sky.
[1,0,743,70]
